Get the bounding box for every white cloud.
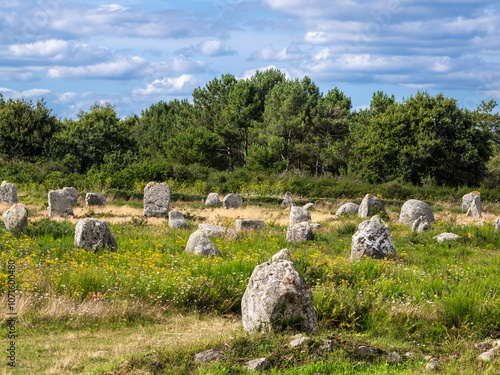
[251,45,307,61]
[0,87,51,99]
[198,40,237,56]
[131,74,198,96]
[240,65,291,80]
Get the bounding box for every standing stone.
[74,218,117,252]
[496,218,500,231]
[462,191,480,211]
[412,216,432,232]
[399,199,435,225]
[351,216,395,260]
[242,257,316,333]
[235,219,264,231]
[358,194,387,218]
[2,204,28,235]
[185,230,221,257]
[198,224,239,241]
[85,193,107,207]
[168,210,188,229]
[48,189,74,217]
[0,181,18,204]
[335,203,359,216]
[289,206,311,225]
[466,193,482,218]
[62,187,78,205]
[303,203,314,211]
[144,182,171,217]
[286,222,313,243]
[270,249,292,263]
[281,192,296,207]
[205,193,220,206]
[223,193,243,209]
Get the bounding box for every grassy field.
[1,192,500,374]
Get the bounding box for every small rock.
[245,358,270,372]
[290,334,312,348]
[168,210,188,229]
[357,346,374,356]
[303,203,314,211]
[205,193,219,206]
[74,218,117,252]
[281,192,296,208]
[474,342,493,351]
[235,219,264,231]
[434,233,460,243]
[198,224,239,241]
[185,230,221,257]
[310,223,322,230]
[317,340,334,354]
[412,215,432,232]
[335,202,359,216]
[496,218,500,231]
[289,206,311,225]
[477,345,499,362]
[223,193,243,209]
[194,349,224,364]
[405,352,416,359]
[387,352,402,363]
[425,358,439,372]
[85,193,107,207]
[2,204,28,235]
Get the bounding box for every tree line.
[0,68,499,187]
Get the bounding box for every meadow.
[1,188,500,374]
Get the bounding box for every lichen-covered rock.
[303,203,313,211]
[168,210,188,229]
[466,193,482,218]
[463,191,480,211]
[62,187,78,205]
[399,199,435,225]
[412,216,432,232]
[194,349,224,364]
[2,204,28,235]
[0,181,18,204]
[48,189,74,218]
[205,193,219,206]
[358,194,387,218]
[74,218,117,252]
[434,233,460,242]
[242,259,316,333]
[286,222,313,243]
[335,203,359,216]
[144,182,171,217]
[198,224,239,241]
[245,358,270,372]
[185,230,221,257]
[270,249,292,263]
[281,192,296,207]
[351,216,395,260]
[310,223,322,230]
[496,218,500,231]
[223,193,243,209]
[289,206,311,225]
[235,219,264,231]
[85,193,107,207]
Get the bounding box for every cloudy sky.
[1,0,499,118]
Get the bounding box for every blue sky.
[1,0,499,119]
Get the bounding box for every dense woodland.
[0,69,499,196]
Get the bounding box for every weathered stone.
[399,199,435,225]
[74,218,117,252]
[194,349,224,364]
[358,194,387,218]
[62,187,78,205]
[0,181,18,204]
[496,218,500,231]
[185,230,221,257]
[303,203,314,211]
[168,210,188,229]
[281,192,296,207]
[235,219,264,232]
[474,342,493,351]
[286,222,313,243]
[85,193,107,207]
[198,224,239,241]
[270,249,292,263]
[466,193,482,218]
[48,189,74,217]
[289,206,311,225]
[2,204,28,235]
[351,216,395,261]
[241,259,316,333]
[387,352,403,363]
[245,358,270,372]
[205,193,219,206]
[144,182,171,217]
[290,334,312,348]
[477,345,500,362]
[310,223,322,230]
[335,203,359,216]
[425,358,439,372]
[434,233,460,243]
[412,216,432,232]
[357,346,374,356]
[223,193,243,209]
[462,191,480,211]
[317,340,334,354]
